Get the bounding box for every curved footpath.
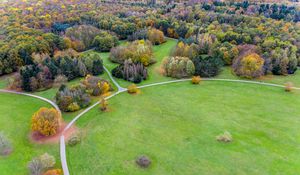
[1,73,300,175]
[0,89,61,113]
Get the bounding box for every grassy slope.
[67,81,300,175]
[0,93,60,175]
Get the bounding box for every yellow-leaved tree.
[31,107,61,136]
[233,53,264,79]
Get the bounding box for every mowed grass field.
[66,81,300,175]
[0,93,60,175]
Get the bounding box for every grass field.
[0,93,60,174]
[66,81,300,175]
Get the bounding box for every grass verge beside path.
[0,93,60,175]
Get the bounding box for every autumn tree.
[31,107,62,136]
[147,28,165,45]
[232,53,265,79]
[99,97,108,111]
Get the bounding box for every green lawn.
[0,93,60,175]
[66,81,300,175]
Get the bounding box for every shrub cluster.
[81,75,112,96]
[109,40,154,66]
[112,59,148,83]
[31,108,62,136]
[55,85,91,112]
[233,53,265,79]
[147,28,165,45]
[171,42,199,59]
[128,28,148,41]
[65,25,101,51]
[192,55,223,77]
[28,153,56,175]
[55,75,112,112]
[162,56,195,78]
[92,31,118,52]
[211,41,239,65]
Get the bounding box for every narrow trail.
[138,78,300,90]
[0,89,61,113]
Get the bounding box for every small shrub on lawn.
[216,131,233,143]
[99,97,108,111]
[31,107,62,136]
[0,132,12,156]
[43,169,62,175]
[68,132,81,147]
[285,82,293,92]
[191,76,201,84]
[28,158,44,175]
[136,155,151,168]
[128,84,138,94]
[39,153,56,169]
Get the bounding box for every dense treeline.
[201,1,300,22]
[0,0,299,81]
